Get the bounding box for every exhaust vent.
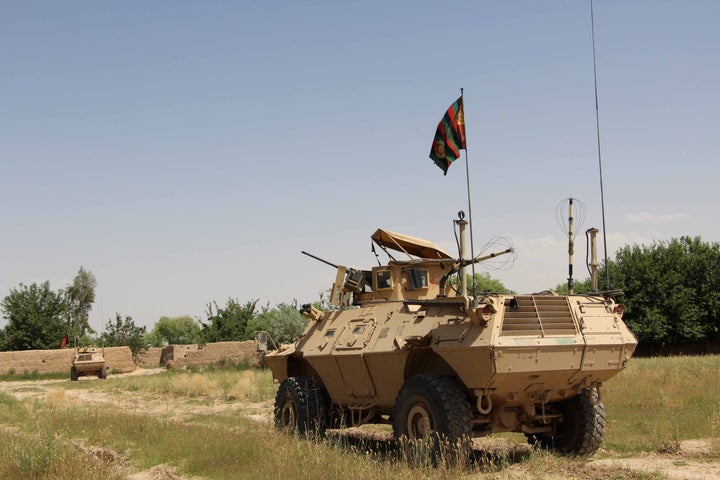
[500,295,577,336]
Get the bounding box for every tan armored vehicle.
[70,346,107,381]
[262,215,636,456]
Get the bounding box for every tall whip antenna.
[591,0,611,290]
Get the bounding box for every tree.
[552,278,593,295]
[200,298,259,343]
[248,301,309,345]
[605,237,720,345]
[146,315,202,346]
[100,313,147,355]
[449,272,514,295]
[1,282,67,351]
[65,267,97,338]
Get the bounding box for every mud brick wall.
[162,344,199,366]
[0,346,136,375]
[0,341,261,373]
[135,347,163,368]
[166,341,260,368]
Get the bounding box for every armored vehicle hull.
[263,219,636,456]
[71,346,107,381]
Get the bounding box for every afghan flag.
[429,96,466,175]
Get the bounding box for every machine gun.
[301,251,366,307]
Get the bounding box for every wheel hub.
[407,404,433,438]
[280,399,296,430]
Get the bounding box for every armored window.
[405,268,429,289]
[375,270,392,290]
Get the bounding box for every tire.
[526,387,605,456]
[393,375,472,465]
[99,366,107,379]
[274,377,329,439]
[70,366,78,381]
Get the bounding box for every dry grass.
[602,355,720,453]
[77,367,277,403]
[1,356,720,479]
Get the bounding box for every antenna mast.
[591,0,611,290]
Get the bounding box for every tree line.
[561,236,720,349]
[2,235,719,354]
[0,267,309,355]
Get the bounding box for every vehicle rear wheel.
[70,366,78,381]
[393,375,472,464]
[526,387,605,456]
[99,366,107,379]
[273,377,329,438]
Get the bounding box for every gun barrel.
[301,250,339,269]
[465,248,514,266]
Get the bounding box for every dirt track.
[1,371,718,480]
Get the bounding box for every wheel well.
[287,356,323,386]
[404,349,458,380]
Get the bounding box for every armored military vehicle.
[261,214,636,456]
[70,346,107,381]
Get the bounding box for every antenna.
[591,0,611,290]
[557,198,586,294]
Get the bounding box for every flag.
[60,335,69,348]
[429,96,466,175]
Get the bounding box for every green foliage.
[607,236,720,345]
[0,370,67,381]
[0,282,67,351]
[200,298,259,343]
[146,315,202,346]
[75,334,97,347]
[449,272,513,295]
[312,289,332,310]
[247,301,309,345]
[100,313,147,355]
[559,236,720,346]
[65,266,97,338]
[552,278,593,295]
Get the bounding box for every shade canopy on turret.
[371,229,453,260]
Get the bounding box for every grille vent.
[500,295,577,336]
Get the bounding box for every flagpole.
[461,88,479,306]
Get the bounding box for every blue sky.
[2,1,718,330]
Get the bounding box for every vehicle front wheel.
[70,366,78,381]
[526,387,605,456]
[393,375,472,465]
[99,366,107,379]
[274,377,329,438]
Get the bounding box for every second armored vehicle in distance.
[70,346,107,381]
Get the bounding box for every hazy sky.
[2,1,718,330]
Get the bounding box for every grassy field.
[602,355,720,452]
[0,356,719,479]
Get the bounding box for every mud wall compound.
[0,341,261,374]
[135,347,163,368]
[164,341,261,368]
[0,346,136,375]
